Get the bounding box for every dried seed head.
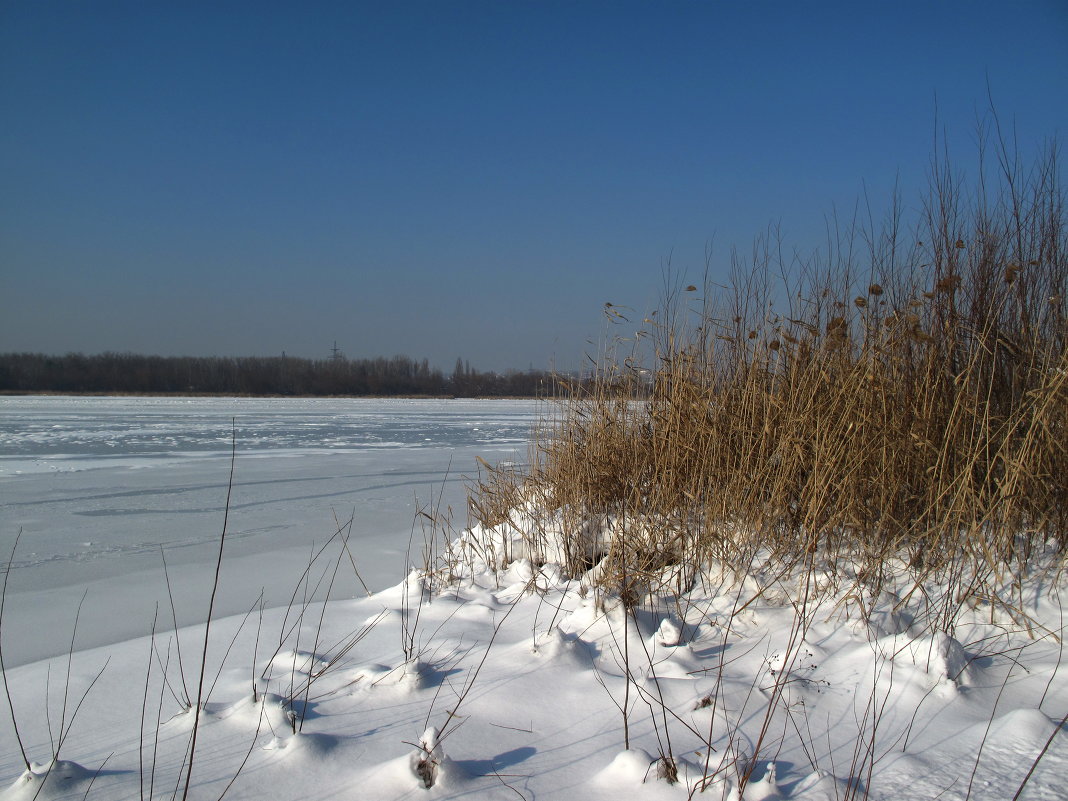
[954,239,966,249]
[868,284,884,296]
[826,316,847,333]
[854,297,867,308]
[936,275,961,293]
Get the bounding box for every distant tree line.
[0,352,571,397]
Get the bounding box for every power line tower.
[330,341,344,361]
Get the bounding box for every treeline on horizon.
[0,352,573,397]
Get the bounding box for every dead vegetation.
[471,122,1067,618]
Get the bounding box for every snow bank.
[2,513,1066,800]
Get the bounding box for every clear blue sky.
[2,1,1065,372]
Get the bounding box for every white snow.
[1,397,1065,800]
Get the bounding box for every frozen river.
[0,396,540,666]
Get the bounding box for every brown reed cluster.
[473,131,1066,608]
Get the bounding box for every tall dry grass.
[472,127,1066,615]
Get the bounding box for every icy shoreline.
[0,396,538,666]
[3,396,1066,800]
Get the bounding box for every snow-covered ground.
[1,397,1066,800]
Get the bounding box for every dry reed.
[471,126,1066,619]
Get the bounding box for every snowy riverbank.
[2,521,1066,800]
[2,396,1066,800]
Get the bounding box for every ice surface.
[0,396,540,666]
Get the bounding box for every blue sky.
[2,1,1066,372]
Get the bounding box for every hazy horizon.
[2,1,1066,373]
